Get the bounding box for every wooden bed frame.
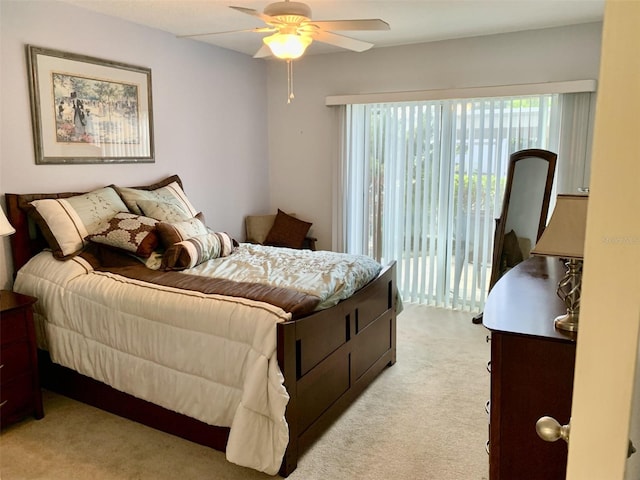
[6,192,397,477]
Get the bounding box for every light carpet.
[0,303,490,480]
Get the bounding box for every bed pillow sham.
[28,186,129,259]
[87,212,159,258]
[136,200,190,223]
[263,209,312,249]
[114,175,198,218]
[162,231,238,270]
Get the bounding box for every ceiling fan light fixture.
[263,1,312,19]
[263,32,312,59]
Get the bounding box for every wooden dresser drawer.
[1,341,33,383]
[1,375,35,425]
[0,309,29,345]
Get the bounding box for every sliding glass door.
[342,95,563,311]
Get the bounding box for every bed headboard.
[5,192,80,276]
[5,175,185,277]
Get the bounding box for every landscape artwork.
[52,73,140,146]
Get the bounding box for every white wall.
[266,23,603,250]
[0,0,269,288]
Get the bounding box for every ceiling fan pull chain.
[287,59,295,103]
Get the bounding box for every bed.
[5,175,397,477]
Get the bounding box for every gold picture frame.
[26,45,154,164]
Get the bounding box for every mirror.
[489,149,557,288]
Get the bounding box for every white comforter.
[14,247,382,475]
[184,243,382,310]
[15,251,291,474]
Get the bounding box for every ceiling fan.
[182,1,390,60]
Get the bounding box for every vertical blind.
[341,94,573,311]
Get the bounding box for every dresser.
[483,256,576,480]
[1,290,44,427]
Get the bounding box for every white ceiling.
[62,0,605,57]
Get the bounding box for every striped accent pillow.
[161,232,238,270]
[29,187,129,259]
[156,215,208,247]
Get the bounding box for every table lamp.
[1,206,16,300]
[0,207,15,237]
[0,204,16,237]
[531,194,588,332]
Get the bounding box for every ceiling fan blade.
[314,30,373,52]
[230,6,279,25]
[178,27,274,39]
[309,19,390,31]
[253,44,273,59]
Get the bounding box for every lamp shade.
[0,207,15,236]
[531,194,588,259]
[263,33,312,60]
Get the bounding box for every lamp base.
[554,312,579,332]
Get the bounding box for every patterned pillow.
[264,209,312,249]
[162,232,238,270]
[88,213,159,258]
[115,176,198,217]
[156,215,208,248]
[137,200,190,223]
[28,186,129,259]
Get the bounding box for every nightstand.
[1,290,44,427]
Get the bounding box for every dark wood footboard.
[278,262,397,476]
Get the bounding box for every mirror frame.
[489,148,557,288]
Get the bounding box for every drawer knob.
[536,416,570,444]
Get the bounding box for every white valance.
[325,79,597,106]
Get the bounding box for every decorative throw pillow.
[28,186,129,259]
[162,232,238,270]
[87,213,159,258]
[137,200,190,223]
[263,209,312,249]
[115,175,198,217]
[156,215,208,248]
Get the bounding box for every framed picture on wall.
[26,45,154,164]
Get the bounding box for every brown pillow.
[264,209,312,249]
